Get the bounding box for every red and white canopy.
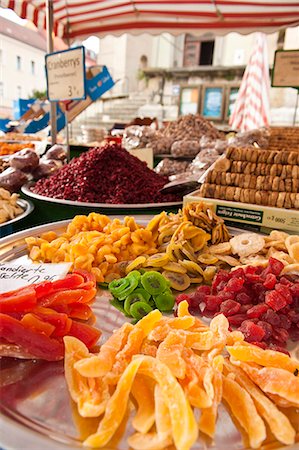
[2,0,299,41]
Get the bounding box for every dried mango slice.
[154,384,172,437]
[75,322,133,377]
[64,337,109,417]
[156,331,186,379]
[227,344,299,373]
[128,431,172,450]
[209,313,230,349]
[266,393,299,409]
[224,360,295,445]
[83,356,144,447]
[135,309,163,336]
[237,363,299,407]
[168,316,195,330]
[222,375,266,448]
[138,356,198,450]
[131,374,155,433]
[181,329,214,351]
[198,369,222,438]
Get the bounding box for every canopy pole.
[46,0,57,145]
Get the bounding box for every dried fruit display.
[0,142,35,156]
[32,143,180,204]
[0,188,24,224]
[176,257,299,352]
[200,144,299,209]
[64,301,298,449]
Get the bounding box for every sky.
[0,7,100,53]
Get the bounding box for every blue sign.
[202,87,224,119]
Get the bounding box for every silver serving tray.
[0,198,34,228]
[22,183,183,209]
[0,219,298,450]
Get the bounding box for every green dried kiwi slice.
[162,270,191,291]
[124,292,146,315]
[108,277,131,298]
[130,301,153,320]
[110,297,126,315]
[145,253,170,267]
[113,273,139,301]
[153,289,175,311]
[132,288,151,302]
[141,271,169,295]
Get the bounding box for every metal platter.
[22,183,183,209]
[0,199,34,229]
[0,219,298,450]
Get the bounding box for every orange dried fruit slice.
[83,356,144,448]
[198,369,222,438]
[181,329,214,351]
[131,374,155,433]
[227,344,298,373]
[64,337,109,418]
[237,363,299,407]
[75,322,133,377]
[156,331,186,379]
[224,360,295,445]
[222,375,266,448]
[154,384,172,437]
[128,431,172,450]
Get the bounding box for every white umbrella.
[229,32,270,131]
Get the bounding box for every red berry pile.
[176,258,299,353]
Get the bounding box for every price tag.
[45,46,86,102]
[272,50,299,88]
[0,262,72,293]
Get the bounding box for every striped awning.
[2,1,299,41]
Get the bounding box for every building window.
[16,55,21,70]
[31,60,35,75]
[183,35,215,67]
[17,86,22,98]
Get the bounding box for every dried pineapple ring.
[288,242,299,262]
[217,254,240,266]
[285,235,299,252]
[162,261,187,274]
[222,375,266,449]
[126,256,147,274]
[145,253,169,267]
[230,233,265,258]
[209,242,231,254]
[162,270,191,291]
[198,253,219,265]
[180,259,204,276]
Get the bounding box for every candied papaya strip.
[128,432,172,450]
[20,313,55,337]
[181,329,214,351]
[222,375,266,449]
[83,356,145,447]
[0,286,36,313]
[64,337,109,418]
[75,323,133,377]
[0,313,64,361]
[177,300,207,328]
[156,331,186,379]
[136,357,198,450]
[33,307,72,337]
[154,384,172,437]
[209,314,230,349]
[68,321,101,350]
[224,360,295,445]
[131,374,155,434]
[198,369,222,438]
[227,344,299,373]
[39,288,97,307]
[237,363,299,407]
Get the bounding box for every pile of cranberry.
[176,257,299,353]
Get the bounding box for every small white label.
[0,262,72,293]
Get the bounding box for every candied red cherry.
[245,273,262,283]
[268,257,284,276]
[247,304,268,319]
[288,310,299,324]
[262,308,281,326]
[240,304,254,313]
[202,307,216,318]
[238,320,266,343]
[235,292,252,305]
[290,283,299,298]
[263,273,277,290]
[265,290,287,311]
[256,320,273,340]
[176,293,191,305]
[225,277,244,293]
[211,270,230,293]
[272,327,289,342]
[251,341,267,350]
[230,268,245,279]
[196,285,211,295]
[205,295,223,311]
[269,344,290,355]
[227,314,248,326]
[279,276,293,287]
[275,283,292,305]
[279,314,292,330]
[244,265,257,276]
[220,300,241,316]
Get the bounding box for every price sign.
[45,46,86,102]
[272,49,299,88]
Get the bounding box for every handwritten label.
[272,50,299,88]
[46,46,86,101]
[0,262,72,293]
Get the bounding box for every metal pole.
[65,108,70,161]
[46,0,57,145]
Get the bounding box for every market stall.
[0,2,299,450]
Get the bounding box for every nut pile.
[0,188,24,224]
